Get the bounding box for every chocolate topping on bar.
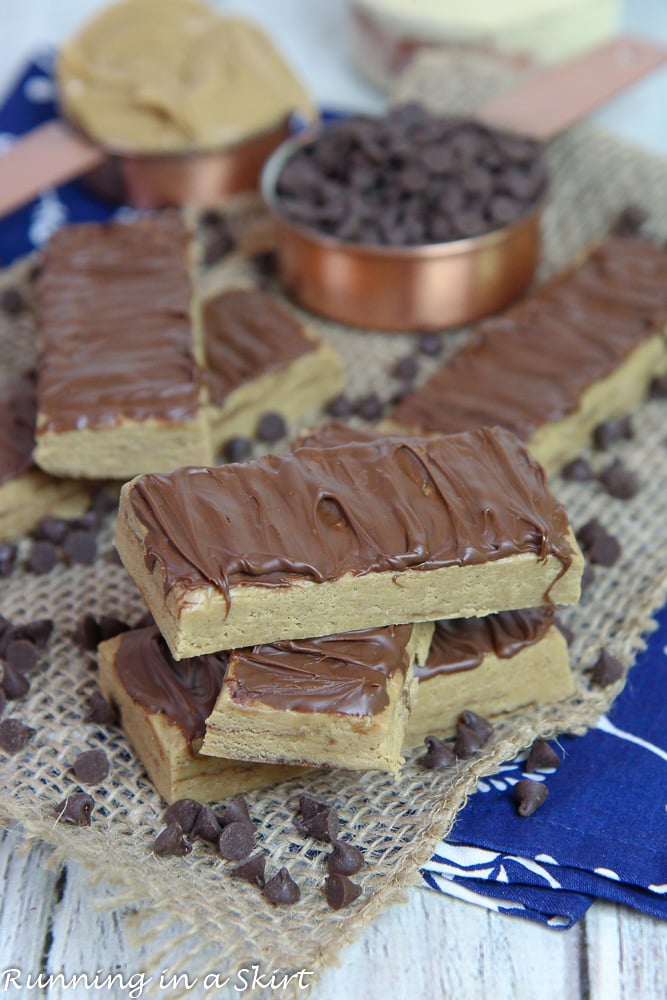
[416,607,555,680]
[0,373,36,485]
[35,216,200,433]
[112,627,227,744]
[128,427,574,609]
[204,290,315,407]
[391,237,667,439]
[226,625,413,716]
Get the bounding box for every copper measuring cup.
[262,37,667,332]
[0,109,292,215]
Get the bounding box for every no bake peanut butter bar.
[389,236,667,474]
[97,627,302,804]
[201,622,434,773]
[203,288,343,453]
[33,215,212,480]
[0,372,89,540]
[404,607,572,747]
[115,426,583,658]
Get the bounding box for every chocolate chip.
[256,411,287,443]
[593,416,634,450]
[97,616,130,643]
[514,779,548,817]
[591,649,624,687]
[1,663,30,700]
[4,639,39,673]
[72,748,109,785]
[0,718,35,753]
[232,852,266,888]
[354,393,383,422]
[202,226,234,266]
[393,356,419,380]
[525,739,561,772]
[649,373,667,399]
[33,515,69,545]
[327,840,364,876]
[8,618,53,648]
[55,792,95,826]
[218,795,251,828]
[0,542,17,578]
[74,614,100,652]
[576,518,621,567]
[154,822,192,857]
[27,540,58,574]
[63,529,97,566]
[263,867,300,906]
[420,735,456,769]
[134,610,154,629]
[324,873,362,910]
[85,690,118,725]
[218,821,255,861]
[223,436,253,464]
[598,459,639,500]
[418,333,442,356]
[165,798,201,837]
[0,688,5,716]
[557,623,575,645]
[295,805,339,843]
[0,286,26,316]
[611,204,647,237]
[326,393,353,418]
[454,711,493,758]
[91,487,117,515]
[297,794,330,819]
[562,457,593,482]
[69,510,100,533]
[581,561,596,591]
[191,805,221,844]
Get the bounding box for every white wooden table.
[2,2,667,997]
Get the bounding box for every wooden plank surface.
[2,827,665,999]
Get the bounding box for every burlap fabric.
[1,53,667,997]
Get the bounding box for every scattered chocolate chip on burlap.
[576,518,621,567]
[0,542,17,578]
[154,822,192,858]
[562,457,593,482]
[0,718,35,753]
[295,801,339,843]
[514,779,548,817]
[392,356,419,381]
[33,515,69,545]
[326,393,353,418]
[165,799,202,838]
[72,749,109,785]
[256,411,287,443]
[27,540,58,575]
[649,373,667,399]
[3,639,39,673]
[55,792,94,827]
[591,649,624,688]
[324,873,362,910]
[219,821,255,862]
[85,690,119,726]
[525,739,561,772]
[418,332,442,356]
[63,529,98,566]
[233,852,266,889]
[354,393,383,422]
[218,795,252,828]
[598,459,640,500]
[454,710,493,757]
[593,416,634,450]
[1,663,30,700]
[327,841,364,876]
[263,868,300,906]
[420,735,456,769]
[191,805,222,845]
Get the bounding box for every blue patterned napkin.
[421,602,667,927]
[2,56,666,930]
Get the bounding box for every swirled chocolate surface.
[204,289,315,406]
[127,426,574,606]
[226,625,412,716]
[392,236,667,439]
[0,372,36,485]
[113,626,227,744]
[415,607,555,681]
[35,216,201,433]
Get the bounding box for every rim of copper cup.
[261,128,549,261]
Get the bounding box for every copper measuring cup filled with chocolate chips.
[262,38,667,331]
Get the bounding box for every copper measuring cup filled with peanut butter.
[262,37,667,332]
[0,0,315,214]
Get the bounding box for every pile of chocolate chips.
[275,103,548,246]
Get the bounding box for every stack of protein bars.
[99,425,583,803]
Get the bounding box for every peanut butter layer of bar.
[97,627,302,804]
[0,372,89,540]
[404,607,572,748]
[202,622,434,773]
[116,426,583,657]
[203,289,343,453]
[33,215,212,479]
[389,236,667,475]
